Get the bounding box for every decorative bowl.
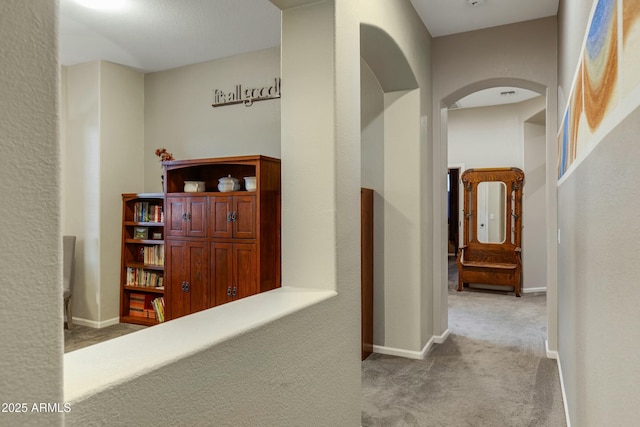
[244,176,257,192]
[218,175,240,192]
[184,181,206,192]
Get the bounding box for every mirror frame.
[461,167,525,248]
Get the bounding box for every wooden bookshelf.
[120,193,166,325]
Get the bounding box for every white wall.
[433,16,558,348]
[360,0,435,356]
[523,118,547,289]
[0,1,63,426]
[64,62,101,323]
[557,0,640,424]
[99,62,145,320]
[62,61,144,325]
[360,59,386,345]
[448,104,525,169]
[144,47,281,192]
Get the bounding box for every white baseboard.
[555,352,572,427]
[373,329,450,360]
[71,316,120,329]
[434,328,451,344]
[523,287,547,294]
[374,338,434,360]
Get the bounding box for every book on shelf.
[126,267,164,288]
[134,202,163,223]
[142,245,164,266]
[151,296,165,323]
[129,293,156,319]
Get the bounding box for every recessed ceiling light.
[75,0,129,11]
[466,0,486,7]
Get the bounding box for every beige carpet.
[361,258,566,426]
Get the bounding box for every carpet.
[361,258,566,426]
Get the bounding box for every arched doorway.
[438,77,558,358]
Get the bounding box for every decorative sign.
[212,78,281,108]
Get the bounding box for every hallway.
[361,259,566,426]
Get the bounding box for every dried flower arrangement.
[154,148,175,162]
[155,148,174,191]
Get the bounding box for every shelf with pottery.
[162,155,281,321]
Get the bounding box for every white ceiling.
[410,0,558,37]
[58,0,557,106]
[59,0,281,73]
[453,87,541,110]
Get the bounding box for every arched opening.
[440,77,554,353]
[360,24,429,358]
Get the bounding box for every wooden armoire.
[163,155,281,320]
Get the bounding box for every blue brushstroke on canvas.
[561,110,569,177]
[586,0,615,59]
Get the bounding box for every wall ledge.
[64,286,336,403]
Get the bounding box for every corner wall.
[0,1,63,425]
[62,61,144,326]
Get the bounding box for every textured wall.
[557,107,640,426]
[0,1,64,426]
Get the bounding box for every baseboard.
[523,287,547,294]
[555,352,572,427]
[373,337,434,360]
[71,316,120,329]
[434,328,451,344]
[373,330,450,360]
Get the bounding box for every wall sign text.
[212,78,281,108]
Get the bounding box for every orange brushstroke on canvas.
[584,11,618,132]
[570,64,583,163]
[623,0,640,43]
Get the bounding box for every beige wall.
[433,16,559,349]
[62,61,144,325]
[0,1,63,425]
[144,47,281,193]
[557,0,640,424]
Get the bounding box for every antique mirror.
[457,167,525,296]
[461,167,524,247]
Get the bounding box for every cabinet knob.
[226,286,232,297]
[181,281,190,292]
[232,286,237,298]
[227,212,232,222]
[231,211,237,222]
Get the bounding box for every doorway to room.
[447,167,461,257]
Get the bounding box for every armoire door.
[166,239,208,320]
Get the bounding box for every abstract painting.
[558,0,640,180]
[583,0,618,133]
[622,0,640,93]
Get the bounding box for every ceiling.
[59,0,557,107]
[410,0,558,37]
